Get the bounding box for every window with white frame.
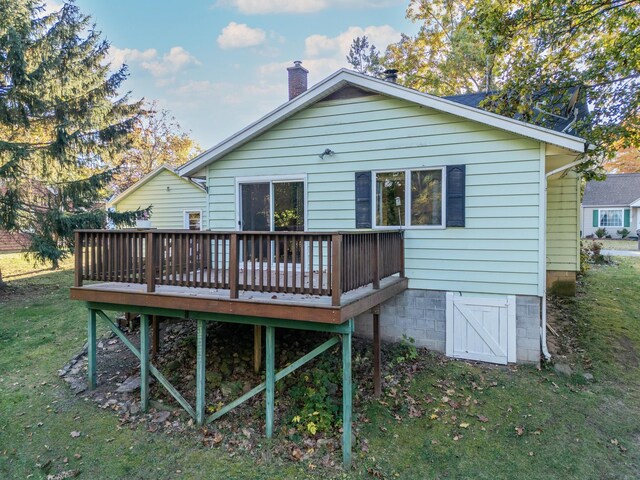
[599,209,623,227]
[184,211,202,230]
[375,168,443,227]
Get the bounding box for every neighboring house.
[581,173,640,238]
[173,64,590,365]
[108,166,207,230]
[0,230,29,252]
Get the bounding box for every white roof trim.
[107,165,205,207]
[629,197,640,207]
[178,69,588,177]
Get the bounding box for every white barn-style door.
[446,294,516,364]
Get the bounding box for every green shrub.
[617,228,631,239]
[594,227,607,238]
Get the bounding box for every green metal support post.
[342,319,353,469]
[140,314,150,411]
[88,309,97,389]
[265,325,275,438]
[196,319,207,425]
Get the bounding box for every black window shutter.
[446,165,465,227]
[355,171,372,228]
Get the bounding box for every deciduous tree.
[108,101,200,194]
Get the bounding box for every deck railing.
[74,229,404,306]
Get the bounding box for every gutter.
[541,154,591,361]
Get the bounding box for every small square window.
[185,211,201,230]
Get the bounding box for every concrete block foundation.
[355,289,541,365]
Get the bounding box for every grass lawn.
[2,254,640,479]
[583,238,639,251]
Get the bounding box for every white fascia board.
[630,197,640,207]
[178,69,588,177]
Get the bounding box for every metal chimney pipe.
[384,69,398,83]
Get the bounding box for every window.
[599,209,623,227]
[238,176,305,232]
[375,168,443,227]
[184,211,201,230]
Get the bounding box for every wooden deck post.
[265,325,275,438]
[372,233,380,289]
[399,231,405,278]
[196,318,207,425]
[331,234,342,306]
[373,310,381,397]
[74,231,83,287]
[253,325,262,374]
[140,314,150,411]
[342,318,353,468]
[87,309,97,389]
[146,232,156,293]
[229,233,239,299]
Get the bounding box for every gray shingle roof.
[444,86,589,135]
[582,173,640,206]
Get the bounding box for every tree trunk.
[0,267,6,290]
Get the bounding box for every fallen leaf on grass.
[46,471,79,480]
[212,433,223,445]
[477,415,489,423]
[367,467,383,478]
[459,422,470,429]
[291,447,303,461]
[515,426,525,436]
[70,431,81,438]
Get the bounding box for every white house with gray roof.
[581,173,640,238]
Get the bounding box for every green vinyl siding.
[114,169,207,229]
[546,158,580,272]
[208,94,543,296]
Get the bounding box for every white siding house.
[177,67,589,364]
[108,166,207,230]
[581,173,640,238]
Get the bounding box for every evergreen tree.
[0,0,145,281]
[346,36,384,77]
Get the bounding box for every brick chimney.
[287,60,308,100]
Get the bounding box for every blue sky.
[51,0,418,148]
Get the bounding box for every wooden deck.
[71,229,407,323]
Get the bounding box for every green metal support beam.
[342,318,353,469]
[206,336,340,423]
[86,306,356,468]
[196,319,207,426]
[88,309,97,389]
[140,314,150,411]
[265,326,275,438]
[94,310,196,419]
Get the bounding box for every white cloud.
[305,25,400,59]
[108,46,200,78]
[142,47,201,77]
[108,47,158,68]
[217,22,267,49]
[218,0,327,14]
[216,0,403,14]
[42,0,63,15]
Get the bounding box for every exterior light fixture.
[319,148,336,159]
